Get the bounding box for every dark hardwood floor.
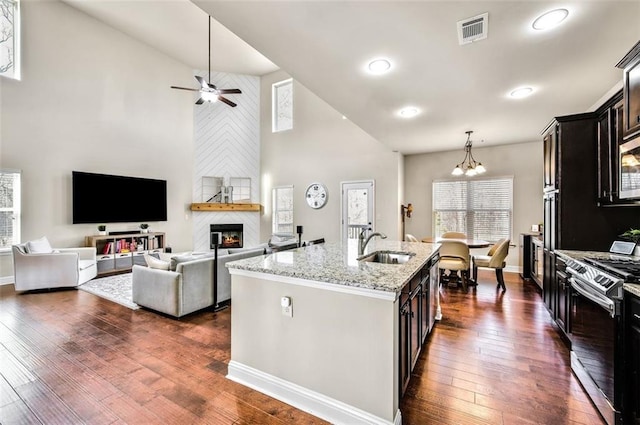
[0,270,603,424]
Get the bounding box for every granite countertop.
[226,239,439,293]
[555,249,640,297]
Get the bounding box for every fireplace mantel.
[190,203,261,212]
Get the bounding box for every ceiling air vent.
[457,12,488,45]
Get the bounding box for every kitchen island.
[226,239,439,425]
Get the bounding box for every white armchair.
[12,243,97,291]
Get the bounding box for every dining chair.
[438,240,471,292]
[441,231,467,239]
[405,234,419,242]
[472,238,510,291]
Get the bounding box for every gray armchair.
[132,256,215,317]
[12,244,97,291]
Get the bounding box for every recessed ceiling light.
[509,87,534,99]
[532,8,569,30]
[367,58,392,75]
[398,107,419,118]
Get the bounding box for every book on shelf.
[102,242,112,255]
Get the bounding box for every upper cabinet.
[617,41,640,140]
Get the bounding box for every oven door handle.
[569,277,615,318]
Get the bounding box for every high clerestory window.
[272,79,293,132]
[0,0,20,80]
[433,177,513,243]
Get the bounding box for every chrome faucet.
[358,228,387,255]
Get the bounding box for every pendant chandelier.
[451,131,486,176]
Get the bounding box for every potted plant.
[97,224,107,235]
[140,223,149,234]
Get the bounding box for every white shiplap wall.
[192,71,261,252]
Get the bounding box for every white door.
[341,180,375,245]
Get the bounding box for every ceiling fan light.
[452,166,464,176]
[532,8,569,30]
[465,167,477,177]
[201,91,217,102]
[475,163,486,173]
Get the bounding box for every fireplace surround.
[211,224,243,249]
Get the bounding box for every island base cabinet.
[228,272,400,425]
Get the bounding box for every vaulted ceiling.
[63,0,640,154]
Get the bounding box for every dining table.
[421,237,491,249]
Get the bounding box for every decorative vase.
[98,231,107,236]
[634,245,640,257]
[141,229,149,234]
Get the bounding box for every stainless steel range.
[565,254,638,425]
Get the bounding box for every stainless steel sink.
[358,251,415,264]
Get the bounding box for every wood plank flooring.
[0,271,604,424]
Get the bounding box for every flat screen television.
[72,171,167,224]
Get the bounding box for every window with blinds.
[433,177,513,242]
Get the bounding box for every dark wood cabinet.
[531,237,543,289]
[555,256,570,336]
[543,249,555,316]
[399,260,437,398]
[596,92,640,206]
[625,292,640,424]
[597,93,621,204]
[543,129,557,191]
[617,41,640,140]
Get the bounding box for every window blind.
[433,177,512,242]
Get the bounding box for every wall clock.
[305,183,328,209]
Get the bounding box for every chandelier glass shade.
[452,131,486,177]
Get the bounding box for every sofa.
[131,247,266,317]
[12,239,97,291]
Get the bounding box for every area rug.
[79,273,139,310]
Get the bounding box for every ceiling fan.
[170,15,242,107]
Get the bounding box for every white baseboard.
[227,361,401,425]
[0,276,14,286]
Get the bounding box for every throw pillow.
[144,253,170,271]
[26,236,54,254]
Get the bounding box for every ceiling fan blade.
[207,82,217,90]
[218,88,242,94]
[195,97,205,105]
[171,86,200,92]
[218,96,237,107]
[195,75,208,90]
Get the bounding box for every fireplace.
[211,224,243,249]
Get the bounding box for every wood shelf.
[190,203,262,212]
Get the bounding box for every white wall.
[404,141,543,269]
[260,71,403,243]
[0,0,195,277]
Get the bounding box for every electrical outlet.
[281,296,293,317]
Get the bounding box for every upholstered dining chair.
[472,238,511,291]
[438,240,471,292]
[441,231,467,239]
[405,234,419,242]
